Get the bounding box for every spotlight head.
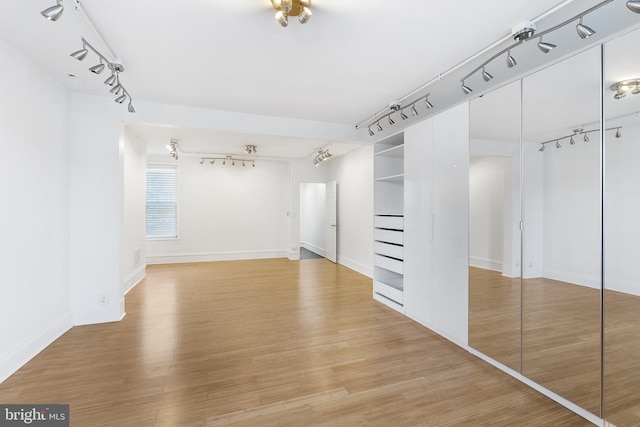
[506,51,517,68]
[628,1,640,13]
[115,94,127,104]
[388,115,395,126]
[128,102,136,113]
[425,96,434,109]
[41,2,64,21]
[200,159,204,164]
[570,136,575,145]
[400,110,409,120]
[616,128,622,138]
[482,68,493,82]
[576,18,595,39]
[584,133,590,142]
[411,105,419,116]
[275,10,288,27]
[537,41,556,53]
[614,92,626,100]
[299,6,312,24]
[104,74,117,86]
[539,145,545,152]
[70,48,88,61]
[89,63,106,74]
[462,83,473,95]
[556,140,561,148]
[368,126,375,136]
[376,121,383,132]
[110,84,123,95]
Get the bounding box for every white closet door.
[431,102,470,345]
[325,180,337,263]
[403,118,434,326]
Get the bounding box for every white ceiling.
[1,1,639,158]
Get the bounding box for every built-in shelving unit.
[373,133,404,312]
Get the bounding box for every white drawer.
[374,228,403,245]
[374,241,403,260]
[374,254,403,274]
[374,215,404,230]
[374,280,403,304]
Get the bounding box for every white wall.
[469,156,506,272]
[540,133,601,288]
[604,122,640,295]
[329,145,374,276]
[122,127,147,294]
[0,38,72,383]
[300,183,326,256]
[146,154,290,263]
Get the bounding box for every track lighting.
[89,60,106,74]
[576,17,596,39]
[299,6,312,24]
[168,139,179,160]
[556,140,561,148]
[200,155,256,167]
[400,110,408,120]
[506,50,517,68]
[628,1,640,13]
[462,82,473,95]
[538,126,624,153]
[584,133,590,142]
[275,10,288,27]
[425,95,434,109]
[539,145,545,152]
[69,38,136,113]
[411,104,419,116]
[376,121,383,132]
[482,67,493,82]
[537,37,556,53]
[104,73,117,86]
[368,126,375,136]
[313,148,332,166]
[616,128,622,138]
[570,135,576,145]
[41,0,64,21]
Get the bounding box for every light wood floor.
[0,259,590,426]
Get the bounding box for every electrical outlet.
[99,295,109,305]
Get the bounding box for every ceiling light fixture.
[576,16,596,39]
[628,1,640,13]
[538,126,624,152]
[424,94,434,109]
[313,148,332,166]
[168,139,179,160]
[271,0,312,27]
[358,0,621,136]
[376,121,383,132]
[368,126,375,136]
[388,115,395,126]
[41,0,64,21]
[400,109,409,120]
[537,37,556,53]
[615,128,622,138]
[411,104,419,116]
[244,144,257,154]
[201,155,256,167]
[556,140,562,148]
[610,79,640,99]
[70,38,135,113]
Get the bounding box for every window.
[146,165,178,239]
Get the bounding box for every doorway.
[299,181,337,262]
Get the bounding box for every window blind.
[146,166,177,239]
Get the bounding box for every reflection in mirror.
[604,25,640,427]
[468,81,522,372]
[522,46,602,416]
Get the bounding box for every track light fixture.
[628,1,640,13]
[271,0,312,27]
[313,148,332,166]
[168,139,179,160]
[537,37,556,53]
[70,38,136,113]
[610,79,640,99]
[41,0,64,21]
[482,67,493,82]
[244,144,258,154]
[538,126,622,152]
[411,104,419,116]
[576,16,596,39]
[368,126,375,136]
[400,109,409,120]
[201,155,256,167]
[388,115,395,126]
[359,0,627,136]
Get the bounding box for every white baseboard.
[543,269,600,289]
[146,250,288,265]
[300,242,326,257]
[469,256,503,272]
[0,314,73,384]
[338,255,373,278]
[123,264,146,295]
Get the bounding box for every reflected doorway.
[299,182,337,262]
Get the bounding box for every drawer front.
[374,241,403,260]
[374,254,403,274]
[374,280,403,304]
[374,228,403,245]
[374,215,404,230]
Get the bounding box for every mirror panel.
[468,81,522,372]
[521,46,602,416]
[603,25,640,426]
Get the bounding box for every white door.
[325,180,337,263]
